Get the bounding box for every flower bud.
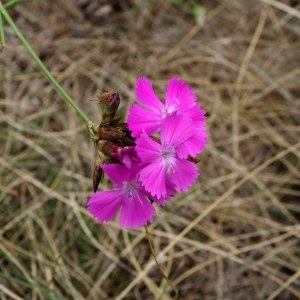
[93,162,103,192]
[97,91,120,124]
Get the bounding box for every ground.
[0,1,299,299]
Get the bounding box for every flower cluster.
[87,77,208,229]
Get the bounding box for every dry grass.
[1,0,300,299]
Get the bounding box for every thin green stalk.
[0,10,4,50]
[144,225,178,299]
[4,0,22,9]
[0,2,90,124]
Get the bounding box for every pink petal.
[171,159,199,192]
[160,114,194,147]
[87,190,123,223]
[102,164,135,185]
[127,104,161,137]
[119,194,156,229]
[177,127,208,158]
[139,162,168,198]
[183,104,206,122]
[164,177,176,200]
[112,147,140,169]
[165,77,197,112]
[144,179,174,205]
[136,132,161,163]
[145,191,165,206]
[135,77,164,112]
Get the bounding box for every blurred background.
[0,1,299,299]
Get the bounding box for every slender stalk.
[0,2,90,124]
[0,9,4,50]
[4,0,22,9]
[144,225,178,299]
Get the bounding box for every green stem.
[0,10,4,49]
[4,0,22,9]
[0,2,90,124]
[144,225,178,299]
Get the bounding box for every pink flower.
[136,114,199,198]
[127,77,208,158]
[88,76,208,229]
[129,77,204,125]
[87,163,158,229]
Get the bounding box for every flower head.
[87,163,157,229]
[127,77,208,158]
[128,77,205,136]
[136,114,199,198]
[88,76,208,229]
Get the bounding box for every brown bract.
[93,91,135,192]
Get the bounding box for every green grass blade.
[0,11,4,50]
[0,2,90,125]
[4,0,23,9]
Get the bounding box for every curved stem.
[144,225,178,299]
[0,6,4,49]
[0,3,90,124]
